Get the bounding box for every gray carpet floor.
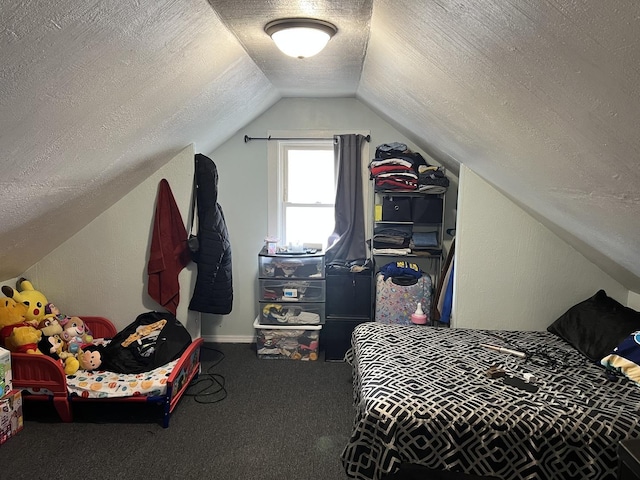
[0,343,355,480]
[0,343,494,480]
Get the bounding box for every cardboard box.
[0,390,23,445]
[0,347,11,396]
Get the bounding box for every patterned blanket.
[342,323,640,480]
[66,359,178,398]
[26,358,178,399]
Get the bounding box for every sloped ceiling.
[1,0,639,291]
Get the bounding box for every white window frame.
[281,140,335,248]
[267,130,370,250]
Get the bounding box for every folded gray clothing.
[373,237,410,249]
[411,231,438,247]
[416,185,448,194]
[418,174,449,186]
[374,225,413,237]
[373,235,407,245]
[375,142,408,158]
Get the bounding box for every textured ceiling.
[1,0,639,291]
[207,0,372,96]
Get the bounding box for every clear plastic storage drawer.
[253,317,321,361]
[259,302,325,325]
[258,253,325,279]
[259,279,325,303]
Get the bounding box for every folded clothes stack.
[370,142,448,193]
[417,165,449,193]
[410,231,439,248]
[372,224,412,250]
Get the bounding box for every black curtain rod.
[244,134,370,143]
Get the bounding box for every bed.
[342,322,640,480]
[10,316,203,428]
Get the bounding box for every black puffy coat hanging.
[188,154,233,314]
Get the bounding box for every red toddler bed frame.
[10,316,203,428]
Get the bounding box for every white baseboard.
[201,334,255,344]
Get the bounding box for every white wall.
[17,99,632,341]
[13,98,450,343]
[453,165,629,330]
[20,145,200,338]
[203,97,453,342]
[629,291,640,311]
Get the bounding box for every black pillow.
[547,290,640,362]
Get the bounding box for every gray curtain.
[325,134,367,264]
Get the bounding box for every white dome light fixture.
[265,18,337,59]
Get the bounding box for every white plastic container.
[253,317,321,360]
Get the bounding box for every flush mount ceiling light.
[264,18,337,59]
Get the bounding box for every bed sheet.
[66,359,178,398]
[342,323,640,480]
[26,360,178,399]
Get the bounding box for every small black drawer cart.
[322,266,373,361]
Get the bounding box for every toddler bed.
[342,321,640,480]
[10,316,203,428]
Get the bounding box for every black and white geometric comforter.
[341,323,640,480]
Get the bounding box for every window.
[272,140,335,250]
[267,130,371,253]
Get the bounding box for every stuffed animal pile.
[0,279,97,375]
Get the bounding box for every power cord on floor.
[184,345,227,404]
